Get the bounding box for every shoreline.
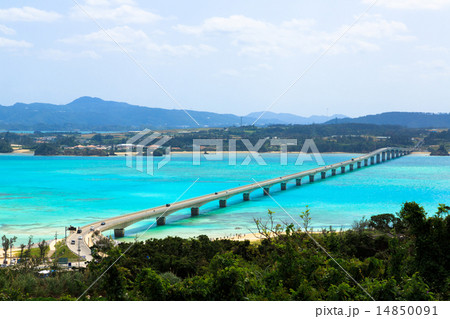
[2,150,433,157]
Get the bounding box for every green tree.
[34,143,59,156]
[299,206,312,232]
[8,236,17,262]
[24,236,34,262]
[369,213,399,232]
[0,139,13,153]
[135,268,168,301]
[401,273,434,301]
[1,236,10,264]
[102,264,127,301]
[37,240,48,263]
[19,244,26,262]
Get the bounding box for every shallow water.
[0,153,448,244]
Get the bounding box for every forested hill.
[0,97,242,131]
[326,112,450,128]
[1,97,448,130]
[0,97,335,131]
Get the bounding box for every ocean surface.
[0,153,449,244]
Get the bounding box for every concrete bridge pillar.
[370,157,375,165]
[309,175,315,183]
[219,199,227,208]
[357,162,361,168]
[156,216,166,226]
[114,228,125,238]
[280,182,287,190]
[364,159,368,166]
[395,150,398,158]
[321,172,326,179]
[376,154,381,163]
[296,178,302,186]
[191,207,199,217]
[382,152,386,162]
[331,169,336,176]
[341,166,346,174]
[349,164,354,171]
[243,193,250,201]
[387,152,391,160]
[263,187,270,196]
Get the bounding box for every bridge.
[66,147,411,262]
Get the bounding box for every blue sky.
[1,0,450,117]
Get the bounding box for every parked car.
[101,222,106,226]
[71,240,75,245]
[77,228,82,234]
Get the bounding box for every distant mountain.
[246,111,348,125]
[325,112,450,128]
[1,97,447,131]
[0,97,347,131]
[0,97,246,131]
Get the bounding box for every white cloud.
[62,26,148,45]
[385,60,450,78]
[39,49,101,61]
[362,0,450,10]
[417,45,450,54]
[0,37,32,49]
[343,15,413,41]
[175,14,413,56]
[61,26,216,57]
[0,24,15,35]
[0,7,61,22]
[71,0,162,24]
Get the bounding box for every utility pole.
[77,238,81,268]
[54,232,57,261]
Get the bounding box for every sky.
[1,0,450,118]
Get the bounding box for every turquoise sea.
[0,153,449,244]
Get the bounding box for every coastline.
[3,150,434,157]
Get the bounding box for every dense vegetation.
[34,143,60,156]
[164,124,423,153]
[0,139,13,153]
[1,124,449,155]
[0,202,448,301]
[430,144,449,156]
